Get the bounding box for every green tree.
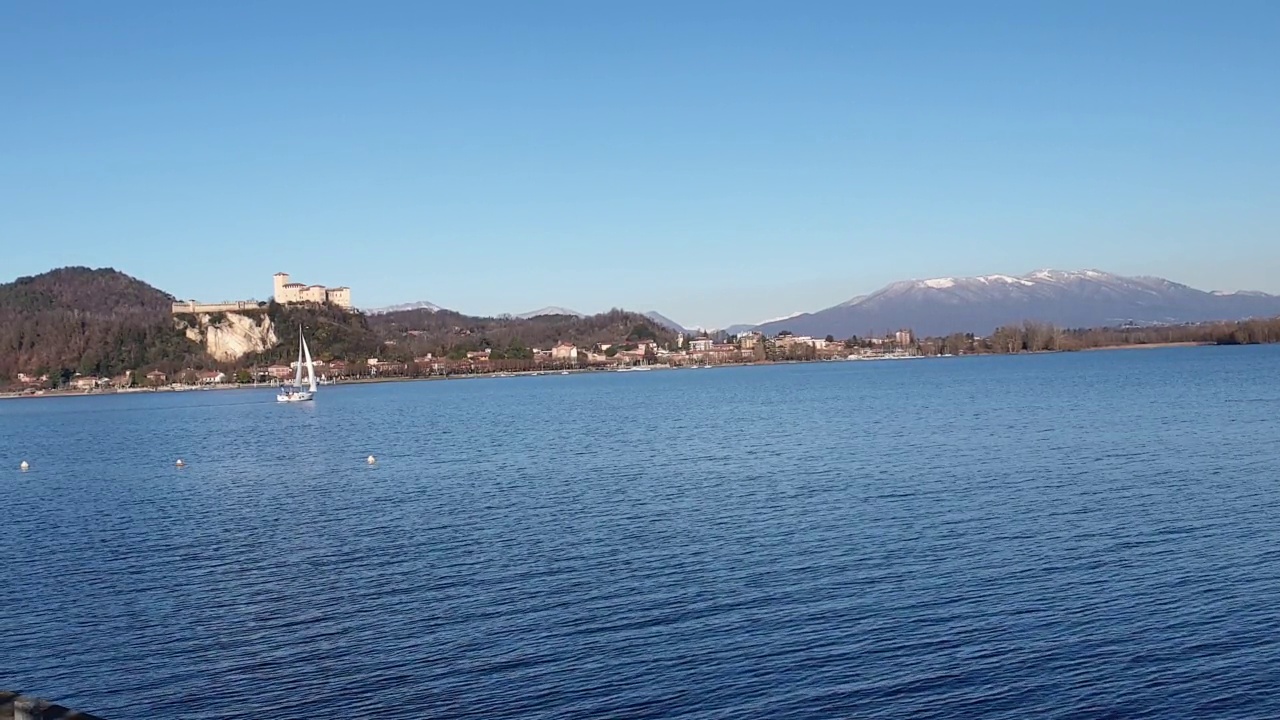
[505,337,533,360]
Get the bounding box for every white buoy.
[175,459,186,468]
[366,455,376,465]
[20,460,29,472]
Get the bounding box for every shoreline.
[1078,341,1214,351]
[0,366,608,400]
[0,341,1245,400]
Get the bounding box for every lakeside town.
[6,320,1265,398]
[2,269,934,396]
[4,268,1280,398]
[3,328,925,397]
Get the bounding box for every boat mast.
[294,327,305,387]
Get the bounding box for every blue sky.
[3,1,1277,328]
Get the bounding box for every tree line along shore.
[5,316,1278,397]
[3,267,1279,394]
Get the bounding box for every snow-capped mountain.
[759,311,805,325]
[753,269,1280,338]
[721,312,804,337]
[366,300,444,315]
[516,306,585,319]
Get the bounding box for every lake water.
[3,346,1280,719]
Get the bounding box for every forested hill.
[368,308,679,358]
[0,266,172,316]
[1,267,680,381]
[0,267,204,379]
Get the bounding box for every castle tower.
[273,272,290,303]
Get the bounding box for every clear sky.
[3,1,1278,328]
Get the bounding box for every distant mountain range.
[516,306,585,319]
[751,269,1280,338]
[366,300,444,315]
[369,303,695,330]
[355,268,1280,340]
[722,313,804,337]
[642,311,690,333]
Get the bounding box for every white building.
[551,342,579,361]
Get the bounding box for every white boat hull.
[277,391,314,403]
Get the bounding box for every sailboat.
[277,327,318,402]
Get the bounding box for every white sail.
[303,334,317,392]
[293,332,305,387]
[278,325,317,402]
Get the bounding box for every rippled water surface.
[4,346,1280,719]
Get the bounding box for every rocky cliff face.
[180,312,278,362]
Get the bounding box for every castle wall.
[182,272,351,312]
[172,300,261,314]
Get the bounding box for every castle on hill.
[171,273,352,314]
[273,272,351,308]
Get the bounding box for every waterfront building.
[551,342,579,361]
[266,364,293,379]
[68,376,99,391]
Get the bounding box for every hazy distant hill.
[369,307,677,357]
[720,312,805,337]
[754,269,1280,338]
[365,300,444,315]
[642,311,689,333]
[0,267,203,378]
[516,306,585,319]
